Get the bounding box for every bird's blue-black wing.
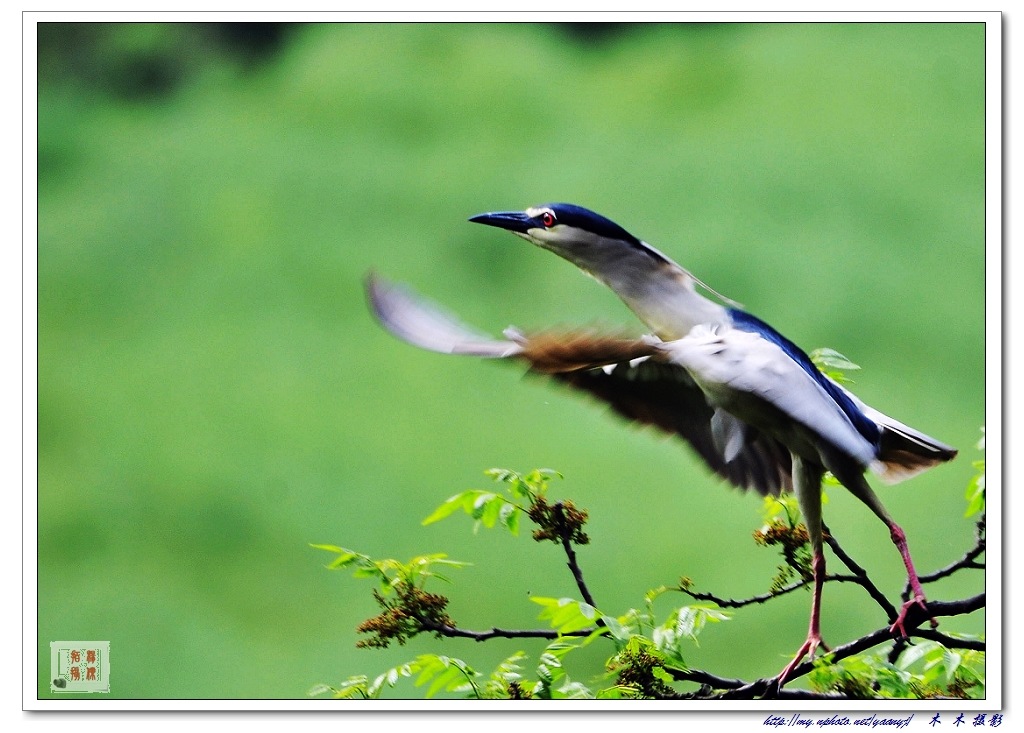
[728,308,880,447]
[547,357,793,496]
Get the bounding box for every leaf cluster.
[752,494,819,590]
[309,654,480,700]
[809,639,984,699]
[310,546,467,647]
[312,441,985,700]
[421,468,563,536]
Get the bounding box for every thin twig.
[822,523,899,620]
[680,573,863,608]
[904,516,986,600]
[553,502,598,610]
[417,620,590,642]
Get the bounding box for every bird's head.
[468,203,669,272]
[468,203,737,335]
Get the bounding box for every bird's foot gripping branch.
[311,460,985,701]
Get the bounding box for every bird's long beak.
[468,210,536,234]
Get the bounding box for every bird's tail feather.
[867,412,958,484]
[834,384,957,483]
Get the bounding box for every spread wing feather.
[367,275,793,495]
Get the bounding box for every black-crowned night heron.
[366,203,957,684]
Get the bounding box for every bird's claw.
[889,596,937,640]
[776,633,831,689]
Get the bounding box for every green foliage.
[422,490,521,534]
[532,638,592,699]
[606,637,680,699]
[896,639,985,698]
[653,604,731,657]
[808,639,985,699]
[313,468,740,699]
[480,652,530,699]
[753,494,815,590]
[964,430,986,518]
[422,468,562,535]
[423,467,590,545]
[809,652,917,699]
[310,545,469,594]
[531,596,603,635]
[310,546,467,647]
[313,464,984,700]
[810,347,862,384]
[309,654,479,699]
[309,641,610,700]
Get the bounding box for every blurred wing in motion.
[366,273,522,358]
[366,274,793,495]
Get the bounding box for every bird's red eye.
[541,211,556,227]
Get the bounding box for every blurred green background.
[36,21,986,700]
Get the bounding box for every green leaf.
[315,675,373,699]
[810,347,861,372]
[499,501,520,535]
[423,490,493,526]
[486,467,562,500]
[525,468,563,489]
[485,467,518,484]
[408,655,478,699]
[940,649,963,686]
[325,552,360,569]
[307,682,336,698]
[652,666,677,686]
[601,614,632,642]
[422,492,475,525]
[644,585,670,604]
[810,653,913,698]
[557,680,593,699]
[427,665,463,698]
[652,604,730,663]
[309,543,345,553]
[311,544,373,570]
[896,640,938,670]
[423,485,526,535]
[810,347,861,384]
[964,458,985,517]
[532,597,600,634]
[487,651,527,693]
[596,684,638,699]
[477,493,504,528]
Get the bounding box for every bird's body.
[366,203,956,685]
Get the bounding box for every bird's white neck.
[608,264,730,341]
[540,233,731,341]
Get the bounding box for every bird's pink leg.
[778,550,830,685]
[888,522,938,638]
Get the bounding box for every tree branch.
[666,593,985,699]
[822,524,898,620]
[679,573,864,608]
[904,515,986,600]
[417,620,590,642]
[355,474,986,701]
[553,502,599,610]
[415,591,982,694]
